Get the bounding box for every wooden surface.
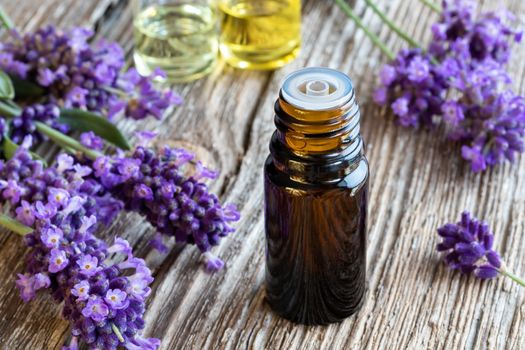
[1,0,525,349]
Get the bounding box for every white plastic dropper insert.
[281,67,354,111]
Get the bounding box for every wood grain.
[1,0,525,349]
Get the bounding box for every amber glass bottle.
[264,67,368,325]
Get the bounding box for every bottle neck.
[270,91,363,184]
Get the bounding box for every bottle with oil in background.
[264,67,369,325]
[218,0,301,70]
[132,0,218,82]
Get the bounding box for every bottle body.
[132,0,218,82]
[218,0,301,70]
[264,156,368,325]
[264,67,368,325]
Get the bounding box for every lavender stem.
[0,6,14,30]
[0,101,102,160]
[334,0,396,60]
[0,100,20,118]
[419,0,442,13]
[363,0,421,48]
[35,121,103,160]
[499,268,525,287]
[0,214,33,235]
[111,323,125,343]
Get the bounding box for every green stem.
[35,122,102,160]
[0,100,102,160]
[334,0,396,60]
[500,268,525,287]
[0,214,33,235]
[0,100,21,117]
[419,0,442,13]
[111,323,125,343]
[363,0,421,48]
[0,6,14,30]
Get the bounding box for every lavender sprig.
[373,48,448,128]
[0,26,181,121]
[338,0,524,172]
[437,211,525,286]
[87,138,240,271]
[1,146,158,349]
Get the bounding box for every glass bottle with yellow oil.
[218,0,301,70]
[264,67,369,325]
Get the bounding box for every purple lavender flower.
[33,273,51,290]
[107,237,132,256]
[373,49,448,128]
[430,1,521,64]
[443,62,525,172]
[1,147,158,349]
[104,289,129,309]
[48,188,70,207]
[48,249,69,273]
[437,211,501,279]
[15,273,37,302]
[3,180,24,204]
[373,0,524,172]
[0,26,182,121]
[149,233,168,254]
[6,103,65,144]
[86,144,240,269]
[71,280,90,301]
[441,101,464,126]
[80,131,104,151]
[56,154,75,173]
[82,297,109,323]
[15,200,35,226]
[109,68,182,120]
[41,225,63,248]
[203,252,225,272]
[437,212,525,287]
[77,255,100,276]
[15,272,50,302]
[35,201,58,220]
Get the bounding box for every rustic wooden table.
[1,0,525,349]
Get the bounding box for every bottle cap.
[281,67,354,111]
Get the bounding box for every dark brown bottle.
[264,67,368,325]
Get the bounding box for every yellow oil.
[218,0,301,70]
[133,4,218,82]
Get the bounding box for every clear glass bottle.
[132,0,218,82]
[264,67,368,325]
[218,0,301,70]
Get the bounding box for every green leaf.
[2,133,18,159]
[9,75,44,98]
[0,70,14,100]
[2,134,47,165]
[58,108,131,150]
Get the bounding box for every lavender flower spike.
[87,144,241,271]
[2,147,157,349]
[437,211,525,286]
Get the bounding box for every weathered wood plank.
[1,0,525,349]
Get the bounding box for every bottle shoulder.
[264,154,369,190]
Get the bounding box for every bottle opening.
[281,67,354,111]
[305,80,330,96]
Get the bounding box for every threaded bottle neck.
[269,67,364,184]
[274,89,360,156]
